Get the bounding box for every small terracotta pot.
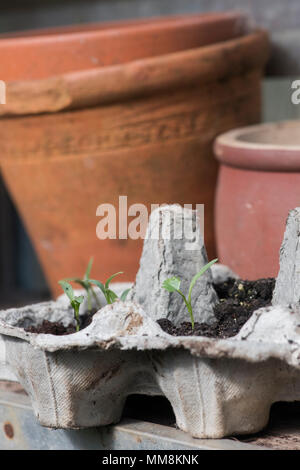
[214,121,300,279]
[0,13,269,296]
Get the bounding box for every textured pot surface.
[0,15,269,296]
[215,121,300,279]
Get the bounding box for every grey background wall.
[0,0,299,300]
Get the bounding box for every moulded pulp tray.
[0,277,300,439]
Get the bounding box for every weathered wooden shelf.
[0,386,264,450]
[1,379,300,450]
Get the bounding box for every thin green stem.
[74,304,80,332]
[186,303,194,330]
[177,290,195,330]
[104,291,110,304]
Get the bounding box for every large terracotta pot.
[215,120,300,280]
[0,12,252,80]
[0,13,269,296]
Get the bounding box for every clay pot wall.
[0,13,269,295]
[215,121,300,278]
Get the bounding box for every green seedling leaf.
[73,295,84,305]
[58,280,75,301]
[188,258,218,304]
[58,281,83,332]
[91,274,128,305]
[106,289,119,304]
[61,258,101,313]
[84,257,93,280]
[120,288,131,301]
[105,272,124,289]
[63,277,89,289]
[162,276,181,292]
[161,259,218,330]
[89,279,106,296]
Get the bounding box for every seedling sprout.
[62,257,101,312]
[58,280,84,332]
[162,258,218,329]
[59,261,131,332]
[89,272,131,304]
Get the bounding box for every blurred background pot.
[0,12,269,296]
[214,120,300,279]
[0,12,253,80]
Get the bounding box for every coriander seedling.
[162,258,218,329]
[58,280,84,332]
[89,272,131,305]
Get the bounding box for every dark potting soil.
[25,311,95,336]
[25,278,275,338]
[157,278,275,339]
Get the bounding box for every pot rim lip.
[0,11,245,44]
[0,29,269,118]
[214,120,300,172]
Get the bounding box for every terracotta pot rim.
[0,11,245,42]
[0,11,251,82]
[1,29,269,117]
[214,120,300,172]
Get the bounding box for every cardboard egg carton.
[0,206,299,438]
